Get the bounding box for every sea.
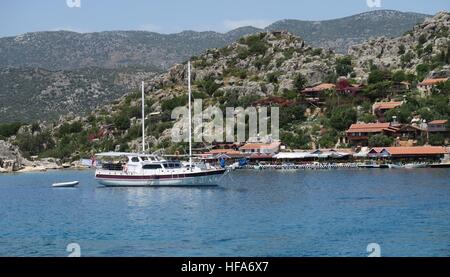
[0,168,449,257]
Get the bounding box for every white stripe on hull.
[96,174,222,187]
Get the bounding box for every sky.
[0,0,449,38]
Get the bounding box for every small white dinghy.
[52,181,79,188]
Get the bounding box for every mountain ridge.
[0,10,429,71]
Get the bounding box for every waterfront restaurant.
[239,141,281,155]
[272,149,353,163]
[367,146,448,162]
[240,141,281,162]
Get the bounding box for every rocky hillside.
[0,28,261,71]
[0,67,156,123]
[350,11,450,78]
[0,10,430,124]
[1,12,449,162]
[0,31,345,160]
[0,10,428,71]
[268,10,429,53]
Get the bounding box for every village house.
[372,101,403,122]
[345,122,399,146]
[200,148,244,161]
[335,79,364,95]
[427,119,448,133]
[417,77,448,95]
[239,141,281,155]
[300,83,336,105]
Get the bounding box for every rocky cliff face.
[350,11,450,78]
[0,140,26,172]
[146,31,337,99]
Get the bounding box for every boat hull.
[430,163,450,168]
[95,169,226,187]
[52,181,79,188]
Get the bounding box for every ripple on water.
[0,169,449,256]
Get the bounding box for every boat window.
[161,162,182,168]
[131,157,140,162]
[141,156,148,161]
[101,163,123,171]
[142,164,162,170]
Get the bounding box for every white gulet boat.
[94,62,226,186]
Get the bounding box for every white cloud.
[50,26,89,33]
[223,19,272,31]
[137,24,163,33]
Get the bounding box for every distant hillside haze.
[266,10,430,54]
[0,10,429,71]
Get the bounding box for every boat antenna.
[188,61,192,170]
[141,81,145,153]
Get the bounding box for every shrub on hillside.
[368,134,394,147]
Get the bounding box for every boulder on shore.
[0,140,26,172]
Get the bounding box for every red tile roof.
[240,142,281,150]
[373,101,403,110]
[204,149,242,155]
[418,78,449,86]
[429,120,448,125]
[385,146,448,156]
[302,83,336,93]
[346,123,391,133]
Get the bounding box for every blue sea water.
[0,168,449,257]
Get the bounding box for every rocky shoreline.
[0,140,90,174]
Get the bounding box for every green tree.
[239,34,268,56]
[368,68,392,84]
[198,78,221,96]
[113,113,131,130]
[428,133,445,146]
[293,73,307,91]
[400,51,414,67]
[335,56,353,77]
[368,134,394,147]
[280,130,310,149]
[15,131,55,157]
[436,80,450,94]
[266,72,280,84]
[279,105,307,129]
[418,34,427,45]
[58,121,82,136]
[416,64,430,81]
[318,129,338,148]
[359,113,377,123]
[362,81,392,101]
[0,122,23,139]
[161,96,188,112]
[392,70,407,82]
[328,106,357,131]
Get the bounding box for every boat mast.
[188,61,192,169]
[141,81,145,153]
